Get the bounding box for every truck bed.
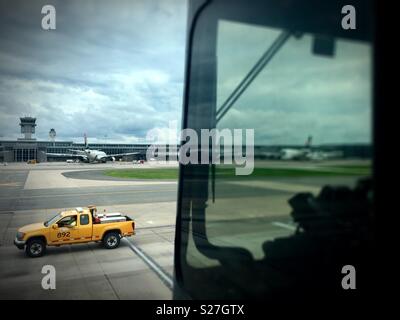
[92,215,135,239]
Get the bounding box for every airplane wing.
[261,151,282,159]
[68,149,87,155]
[105,152,140,158]
[46,153,87,160]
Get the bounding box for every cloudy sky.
[0,0,186,143]
[0,1,372,146]
[216,20,372,145]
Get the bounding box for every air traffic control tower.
[19,117,37,140]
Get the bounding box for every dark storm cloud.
[0,0,186,142]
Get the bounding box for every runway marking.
[138,224,175,230]
[228,180,321,194]
[0,188,177,200]
[0,182,21,187]
[272,221,297,231]
[123,238,173,290]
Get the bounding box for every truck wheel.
[25,239,46,258]
[103,232,120,249]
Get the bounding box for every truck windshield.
[44,213,62,227]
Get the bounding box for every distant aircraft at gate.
[262,136,344,161]
[46,134,139,163]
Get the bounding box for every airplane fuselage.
[280,148,309,160]
[85,149,108,163]
[73,149,109,163]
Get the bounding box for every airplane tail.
[305,135,312,148]
[84,133,88,148]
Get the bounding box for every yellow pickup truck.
[14,206,135,257]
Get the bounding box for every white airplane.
[46,134,139,163]
[263,136,344,161]
[271,135,312,160]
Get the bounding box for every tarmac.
[0,162,177,299]
[0,160,369,299]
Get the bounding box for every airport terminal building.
[1,117,372,163]
[0,117,165,162]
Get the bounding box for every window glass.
[45,213,62,227]
[58,215,77,227]
[80,214,89,226]
[186,20,372,267]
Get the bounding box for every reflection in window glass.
[187,20,372,266]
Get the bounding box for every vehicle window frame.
[175,0,375,300]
